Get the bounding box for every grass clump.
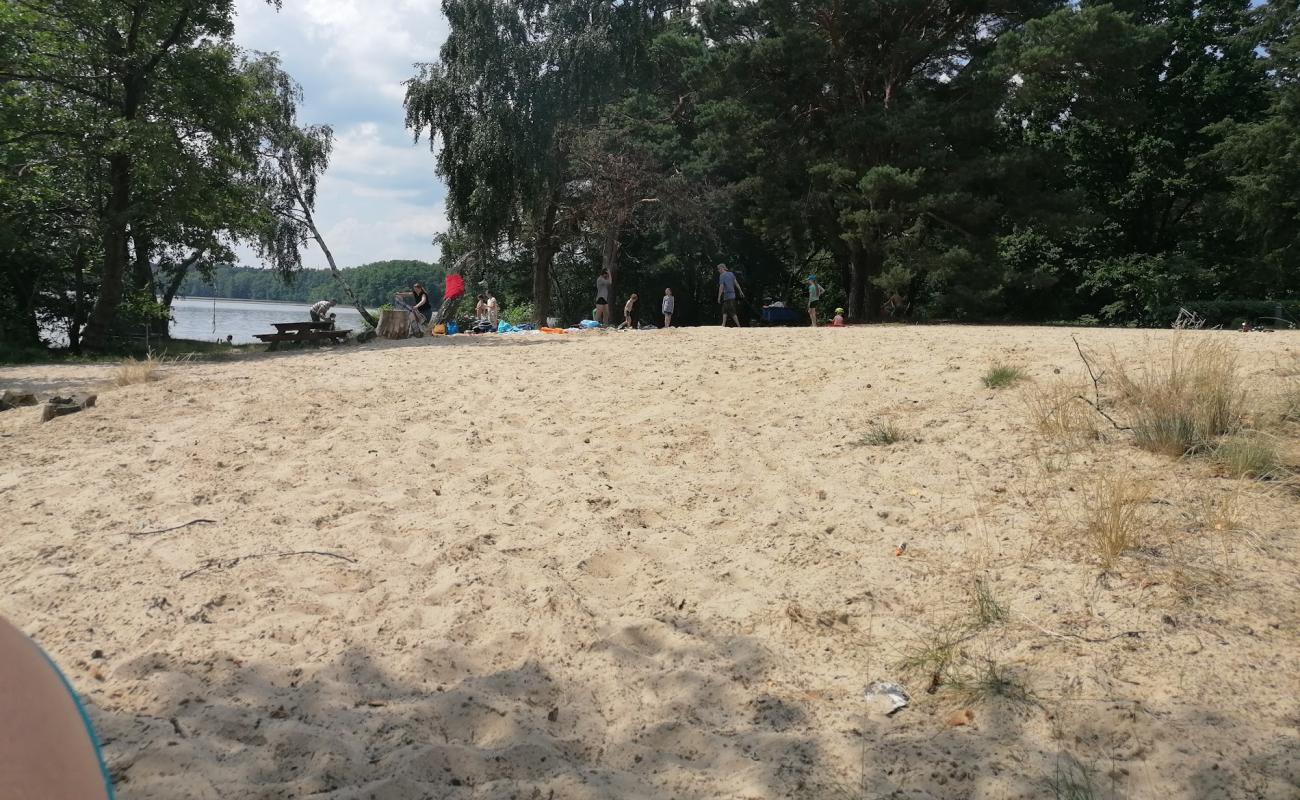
[982,363,1027,389]
[1210,433,1285,480]
[856,420,904,446]
[114,354,162,386]
[969,577,1009,627]
[1082,477,1152,569]
[949,658,1037,708]
[1047,756,1100,800]
[1109,338,1245,456]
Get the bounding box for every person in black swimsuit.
[395,282,432,334]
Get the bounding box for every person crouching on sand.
[662,287,674,328]
[831,307,845,327]
[618,293,638,330]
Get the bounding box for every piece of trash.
[894,541,908,556]
[865,681,910,715]
[947,708,974,727]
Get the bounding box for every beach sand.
[1,326,1298,798]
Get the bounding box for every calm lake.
[171,297,371,344]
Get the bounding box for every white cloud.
[232,0,449,268]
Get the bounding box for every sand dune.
[1,326,1298,798]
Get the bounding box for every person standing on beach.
[662,287,675,328]
[717,264,744,327]
[618,293,639,329]
[806,275,825,327]
[595,269,612,325]
[310,299,336,323]
[486,291,499,327]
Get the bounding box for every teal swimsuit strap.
[26,636,116,799]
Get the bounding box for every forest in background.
[406,0,1300,328]
[4,0,1300,353]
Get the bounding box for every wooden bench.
[254,321,352,350]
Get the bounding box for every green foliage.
[983,364,1027,389]
[501,303,535,327]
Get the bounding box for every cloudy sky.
[233,0,449,268]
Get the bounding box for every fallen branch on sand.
[180,550,357,580]
[128,519,216,539]
[1071,335,1132,432]
[1024,619,1146,644]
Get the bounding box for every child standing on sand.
[618,293,639,330]
[662,288,674,328]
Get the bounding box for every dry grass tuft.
[1210,433,1286,480]
[1280,380,1300,425]
[856,420,905,446]
[983,363,1027,389]
[1107,338,1245,456]
[1081,477,1153,569]
[969,577,1008,627]
[114,354,162,387]
[1025,380,1099,447]
[948,658,1037,708]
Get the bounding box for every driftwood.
[180,550,356,580]
[42,394,97,422]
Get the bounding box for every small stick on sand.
[1024,619,1145,644]
[1071,335,1132,432]
[180,550,356,580]
[128,519,216,539]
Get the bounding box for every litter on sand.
[865,681,910,715]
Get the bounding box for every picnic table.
[254,320,352,350]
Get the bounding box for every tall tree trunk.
[846,239,865,321]
[69,247,86,354]
[81,153,132,349]
[161,248,205,310]
[532,199,559,327]
[600,214,622,311]
[131,229,155,298]
[284,161,377,327]
[862,245,883,322]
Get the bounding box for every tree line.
[405,0,1300,327]
[177,261,444,308]
[0,0,373,354]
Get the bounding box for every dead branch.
[1025,619,1146,644]
[1072,335,1132,432]
[180,550,356,580]
[128,519,216,539]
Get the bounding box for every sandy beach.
[1,325,1298,799]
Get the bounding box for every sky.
[232,0,450,269]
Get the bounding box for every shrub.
[1108,338,1245,456]
[502,302,534,327]
[983,363,1027,389]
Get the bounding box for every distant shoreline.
[175,296,378,313]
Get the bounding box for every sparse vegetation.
[949,658,1036,708]
[1026,379,1099,447]
[1211,433,1285,480]
[114,354,162,387]
[969,577,1008,627]
[1047,756,1100,800]
[1082,477,1152,569]
[856,421,904,446]
[1281,380,1300,424]
[1108,338,1245,456]
[983,363,1027,389]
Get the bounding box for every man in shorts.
[595,269,612,325]
[717,263,744,327]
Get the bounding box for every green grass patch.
[983,363,1027,389]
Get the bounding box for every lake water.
[171,298,371,344]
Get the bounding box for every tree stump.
[376,309,411,339]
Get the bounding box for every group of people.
[594,264,844,329]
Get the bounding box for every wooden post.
[376,309,411,339]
